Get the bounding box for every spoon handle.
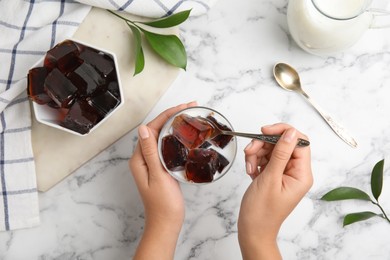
[224,131,310,147]
[299,90,358,148]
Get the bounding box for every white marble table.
[2,0,390,259]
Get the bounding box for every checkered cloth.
[0,0,216,231]
[77,0,217,17]
[0,1,91,231]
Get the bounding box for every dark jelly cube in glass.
[87,90,120,116]
[27,67,51,104]
[44,40,81,73]
[207,115,233,149]
[199,141,212,149]
[61,100,102,134]
[210,149,230,173]
[185,148,219,183]
[161,135,188,171]
[44,68,78,108]
[79,47,115,77]
[171,114,213,149]
[67,62,105,97]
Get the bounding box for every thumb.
[138,125,165,175]
[264,128,297,181]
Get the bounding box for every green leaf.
[321,187,372,201]
[371,159,384,201]
[107,8,189,76]
[127,23,145,76]
[142,29,187,70]
[343,211,380,227]
[141,10,191,28]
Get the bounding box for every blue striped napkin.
[0,0,215,231]
[77,0,218,17]
[0,1,91,231]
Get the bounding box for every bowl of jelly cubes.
[158,106,237,184]
[27,39,123,136]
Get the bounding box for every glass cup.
[157,106,237,185]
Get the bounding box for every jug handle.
[369,8,390,29]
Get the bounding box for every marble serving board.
[32,8,180,192]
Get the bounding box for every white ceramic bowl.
[30,39,123,136]
[158,106,237,184]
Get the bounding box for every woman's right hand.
[238,123,313,260]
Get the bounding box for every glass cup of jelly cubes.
[27,39,123,136]
[158,106,237,184]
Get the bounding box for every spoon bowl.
[273,62,302,92]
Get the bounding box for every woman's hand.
[129,101,197,259]
[238,123,313,260]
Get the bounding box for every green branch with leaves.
[321,159,390,227]
[107,9,191,76]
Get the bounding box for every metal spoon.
[200,117,310,147]
[273,62,357,148]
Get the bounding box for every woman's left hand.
[130,101,197,230]
[129,101,197,260]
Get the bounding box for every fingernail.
[262,124,273,128]
[244,141,253,151]
[283,128,296,143]
[138,125,150,139]
[246,162,253,174]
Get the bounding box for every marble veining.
[1,0,390,259]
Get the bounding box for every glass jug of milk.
[287,0,390,55]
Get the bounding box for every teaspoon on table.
[200,117,310,147]
[273,62,358,148]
